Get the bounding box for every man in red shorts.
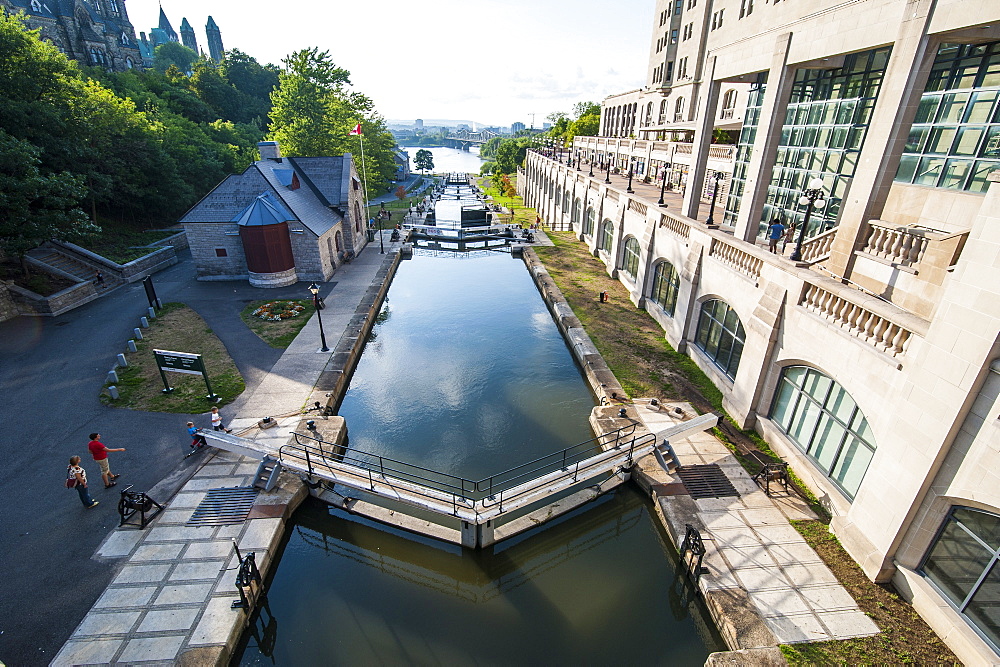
[88,433,126,489]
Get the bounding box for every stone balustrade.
[710,237,763,280]
[862,223,931,266]
[659,213,691,239]
[798,227,838,264]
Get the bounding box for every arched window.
[659,100,668,124]
[769,366,876,498]
[621,238,641,279]
[645,102,653,126]
[650,261,680,316]
[722,89,738,110]
[571,198,581,225]
[674,96,686,121]
[354,202,363,232]
[599,220,615,252]
[694,299,744,380]
[583,206,595,236]
[922,507,1000,652]
[124,57,134,69]
[335,231,343,252]
[562,190,571,211]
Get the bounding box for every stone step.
[27,248,123,286]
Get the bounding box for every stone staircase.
[26,246,123,291]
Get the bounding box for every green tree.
[414,149,434,174]
[153,42,199,74]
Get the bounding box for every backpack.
[66,467,78,489]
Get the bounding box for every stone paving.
[632,399,880,647]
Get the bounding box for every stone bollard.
[107,370,119,384]
[148,307,156,319]
[140,316,149,328]
[127,339,137,353]
[116,353,128,367]
[108,386,119,400]
[134,327,143,340]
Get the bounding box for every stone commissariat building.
[181,141,369,287]
[520,0,1000,662]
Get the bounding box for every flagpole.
[357,127,371,237]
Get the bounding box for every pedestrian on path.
[187,421,208,450]
[210,407,232,433]
[94,270,105,289]
[68,456,98,508]
[766,218,787,254]
[88,433,124,489]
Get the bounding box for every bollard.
[107,370,119,384]
[108,385,119,400]
[148,307,156,319]
[116,353,128,367]
[126,340,137,353]
[134,327,142,340]
[140,316,149,328]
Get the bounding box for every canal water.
[235,184,725,664]
[402,145,485,175]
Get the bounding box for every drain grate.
[676,464,740,500]
[187,486,259,526]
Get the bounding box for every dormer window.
[120,31,129,45]
[30,0,41,11]
[291,173,300,190]
[109,0,119,12]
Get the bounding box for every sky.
[127,0,653,127]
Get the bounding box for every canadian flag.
[349,123,362,136]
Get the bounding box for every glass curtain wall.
[769,366,876,498]
[723,72,767,227]
[761,47,892,238]
[895,41,1000,193]
[921,507,1000,652]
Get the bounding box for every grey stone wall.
[0,282,19,323]
[184,223,248,280]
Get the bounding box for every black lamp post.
[626,158,635,193]
[604,157,612,184]
[705,170,725,225]
[308,283,329,352]
[658,163,670,207]
[588,153,594,177]
[378,211,385,254]
[576,152,582,171]
[566,147,573,168]
[789,176,828,262]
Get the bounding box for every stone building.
[1,0,143,71]
[522,0,1000,663]
[205,15,223,63]
[180,141,369,287]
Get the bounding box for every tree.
[414,149,434,174]
[394,185,406,200]
[572,101,601,119]
[153,42,199,74]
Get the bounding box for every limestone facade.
[525,0,1000,661]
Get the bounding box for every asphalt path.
[0,250,330,665]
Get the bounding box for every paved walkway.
[51,236,403,666]
[632,399,880,648]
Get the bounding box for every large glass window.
[572,198,581,226]
[694,299,745,380]
[769,366,876,498]
[895,41,1000,193]
[621,238,641,280]
[583,206,595,236]
[649,261,680,316]
[922,507,1000,652]
[599,220,615,252]
[723,72,767,226]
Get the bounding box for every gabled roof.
[232,193,295,227]
[286,157,347,208]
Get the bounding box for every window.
[712,9,724,30]
[660,9,668,25]
[674,95,686,121]
[562,190,571,211]
[30,0,41,10]
[583,206,595,236]
[674,0,683,15]
[214,248,228,257]
[921,507,1000,653]
[769,366,876,497]
[682,23,694,41]
[621,238,641,280]
[599,220,615,252]
[108,0,119,12]
[650,261,680,315]
[572,198,581,225]
[740,0,754,17]
[670,29,678,44]
[665,61,674,82]
[687,0,696,8]
[694,299,745,380]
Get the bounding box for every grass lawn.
[240,299,314,348]
[478,175,537,227]
[532,228,959,665]
[103,302,244,412]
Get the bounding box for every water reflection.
[401,145,485,175]
[238,487,724,665]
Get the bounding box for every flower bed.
[252,301,306,321]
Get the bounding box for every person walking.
[210,407,232,433]
[766,217,787,254]
[94,270,105,289]
[68,456,98,508]
[88,433,124,489]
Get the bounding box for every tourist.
[187,422,208,449]
[88,433,124,489]
[210,407,232,433]
[67,456,98,508]
[766,218,787,254]
[94,270,105,289]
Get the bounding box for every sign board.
[154,349,205,375]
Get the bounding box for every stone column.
[825,0,937,279]
[682,57,722,222]
[733,33,794,242]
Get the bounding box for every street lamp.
[566,146,573,168]
[705,170,725,225]
[789,176,827,262]
[658,162,670,207]
[379,211,385,254]
[626,158,635,193]
[604,156,612,184]
[588,153,594,178]
[308,283,329,352]
[576,152,582,171]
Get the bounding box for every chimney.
[258,141,281,162]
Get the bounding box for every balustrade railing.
[862,223,930,266]
[674,144,693,154]
[800,282,916,357]
[628,199,648,216]
[708,145,736,160]
[798,227,837,264]
[710,238,763,279]
[659,213,691,239]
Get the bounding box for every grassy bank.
[478,175,536,227]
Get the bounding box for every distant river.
[401,145,485,175]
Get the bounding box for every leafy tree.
[153,42,199,74]
[394,185,406,200]
[414,149,434,174]
[0,130,96,274]
[492,137,534,174]
[480,136,502,159]
[573,101,601,119]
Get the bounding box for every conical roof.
[232,193,296,227]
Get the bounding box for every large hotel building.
[519,0,1000,662]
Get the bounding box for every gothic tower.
[179,17,198,53]
[205,15,224,62]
